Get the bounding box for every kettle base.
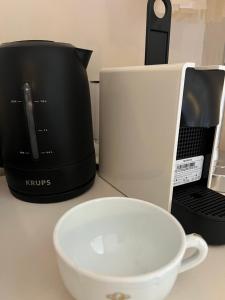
[9,176,95,204]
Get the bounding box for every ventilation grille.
[173,185,225,220]
[176,127,215,160]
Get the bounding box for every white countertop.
[0,175,225,300]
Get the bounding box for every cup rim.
[53,197,186,283]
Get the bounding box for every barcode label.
[174,156,204,187]
[177,162,195,170]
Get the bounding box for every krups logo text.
[25,179,51,186]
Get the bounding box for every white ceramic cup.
[53,197,208,300]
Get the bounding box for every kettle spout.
[75,48,92,69]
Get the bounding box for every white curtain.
[155,0,225,22]
[206,0,225,23]
[154,0,207,21]
[172,0,207,11]
[171,0,207,21]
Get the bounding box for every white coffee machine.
[99,63,225,245]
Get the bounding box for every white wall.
[0,0,205,81]
[0,0,146,80]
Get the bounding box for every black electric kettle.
[0,40,96,203]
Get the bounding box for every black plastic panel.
[181,68,224,127]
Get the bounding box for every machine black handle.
[145,0,172,65]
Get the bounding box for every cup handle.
[179,234,208,274]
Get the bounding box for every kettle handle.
[0,156,2,168]
[0,136,2,167]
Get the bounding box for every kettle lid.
[0,40,93,68]
[0,40,75,49]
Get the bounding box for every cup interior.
[54,198,184,277]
